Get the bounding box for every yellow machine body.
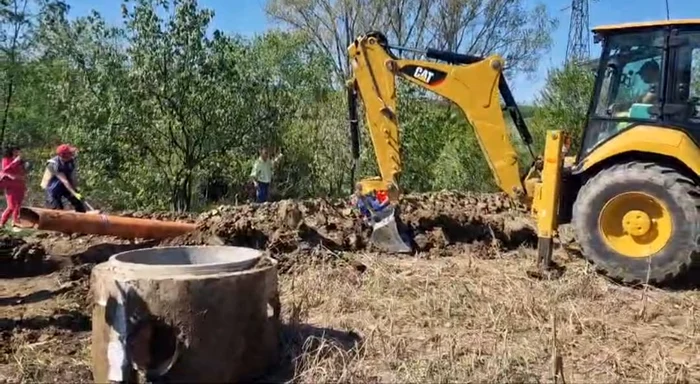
[347,19,700,284]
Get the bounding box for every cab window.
[666,32,700,127]
[593,30,664,120]
[582,30,665,155]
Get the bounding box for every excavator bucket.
[369,206,412,253]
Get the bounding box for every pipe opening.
[110,246,263,276]
[18,207,40,228]
[128,315,181,379]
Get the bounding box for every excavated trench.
[160,192,538,266]
[0,235,54,278]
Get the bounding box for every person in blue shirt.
[40,144,86,212]
[352,183,390,222]
[352,183,413,249]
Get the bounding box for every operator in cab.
[638,59,659,104]
[40,144,86,212]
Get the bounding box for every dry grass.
[1,331,92,382]
[278,250,700,383]
[2,248,699,383]
[0,282,92,383]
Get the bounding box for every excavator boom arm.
[348,32,565,269]
[347,33,534,200]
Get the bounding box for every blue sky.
[66,0,700,103]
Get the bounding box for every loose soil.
[1,191,698,383]
[162,192,538,270]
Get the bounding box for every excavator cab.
[579,22,700,157]
[566,20,700,284]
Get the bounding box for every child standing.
[249,147,283,203]
[0,146,26,228]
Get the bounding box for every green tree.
[37,0,349,209]
[266,0,557,80]
[216,30,342,200]
[530,63,595,154]
[0,0,66,148]
[0,0,561,212]
[118,0,250,211]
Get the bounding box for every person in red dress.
[0,145,26,228]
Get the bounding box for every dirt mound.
[116,210,197,223]
[0,235,52,278]
[161,191,536,258]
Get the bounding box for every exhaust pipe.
[18,207,196,240]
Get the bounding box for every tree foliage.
[0,0,566,212]
[530,63,595,154]
[265,0,557,80]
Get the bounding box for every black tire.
[572,161,700,284]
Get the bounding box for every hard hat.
[376,189,389,203]
[56,144,77,156]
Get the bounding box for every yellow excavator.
[347,19,700,284]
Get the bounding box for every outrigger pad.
[370,207,412,253]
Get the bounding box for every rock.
[428,228,449,248]
[347,233,360,250]
[413,234,429,251]
[278,200,302,230]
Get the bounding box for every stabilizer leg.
[528,131,566,280]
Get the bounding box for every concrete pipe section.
[91,246,280,383]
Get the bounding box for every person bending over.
[352,183,390,223]
[41,144,86,212]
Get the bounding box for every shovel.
[71,191,101,214]
[82,200,101,215]
[359,196,412,253]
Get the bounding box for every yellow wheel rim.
[598,192,673,258]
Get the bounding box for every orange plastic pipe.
[18,207,196,240]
